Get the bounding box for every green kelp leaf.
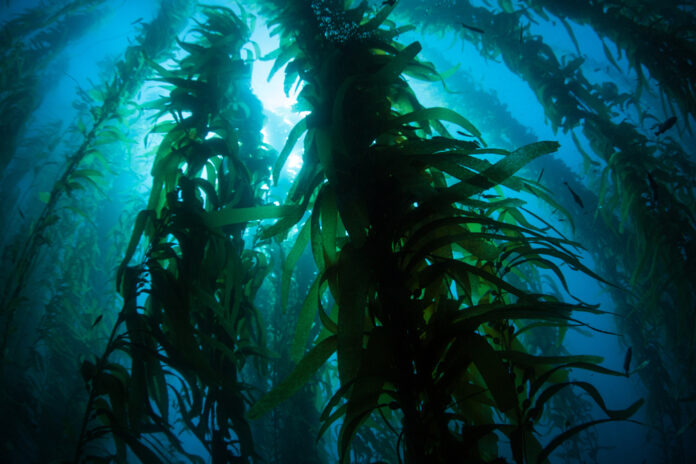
[358,1,394,33]
[403,60,441,82]
[247,335,337,420]
[310,184,328,269]
[317,403,348,443]
[535,381,644,421]
[527,361,627,399]
[571,131,599,174]
[385,107,485,146]
[509,426,544,464]
[499,351,603,366]
[284,59,301,96]
[373,41,421,83]
[403,217,500,262]
[538,414,642,464]
[454,301,611,338]
[454,141,559,199]
[268,43,300,81]
[318,285,338,334]
[420,259,527,300]
[339,327,395,462]
[281,218,311,311]
[560,18,581,55]
[262,166,324,239]
[117,210,155,290]
[466,333,518,413]
[290,275,324,363]
[530,246,616,289]
[336,245,370,385]
[205,205,300,228]
[123,435,167,464]
[601,40,622,73]
[388,136,480,155]
[272,117,307,184]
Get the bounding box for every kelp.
[0,0,109,182]
[244,239,329,464]
[524,0,696,125]
[74,5,273,463]
[0,0,194,366]
[396,1,696,460]
[400,0,695,307]
[4,216,118,461]
[247,1,639,462]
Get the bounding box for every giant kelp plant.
[0,0,693,463]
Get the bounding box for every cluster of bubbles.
[310,0,372,44]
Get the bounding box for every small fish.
[519,28,523,44]
[647,171,658,203]
[462,23,485,34]
[536,168,544,183]
[18,208,25,220]
[563,182,584,209]
[381,0,396,5]
[130,17,144,25]
[653,116,677,136]
[482,194,499,199]
[457,130,475,138]
[91,314,103,329]
[623,346,632,376]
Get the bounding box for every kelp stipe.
[74,5,273,463]
[246,1,641,462]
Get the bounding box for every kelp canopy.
[0,0,693,463]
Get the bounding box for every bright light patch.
[249,22,306,185]
[285,151,303,179]
[250,27,300,112]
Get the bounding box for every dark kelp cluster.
[74,7,273,461]
[396,0,695,461]
[0,0,694,463]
